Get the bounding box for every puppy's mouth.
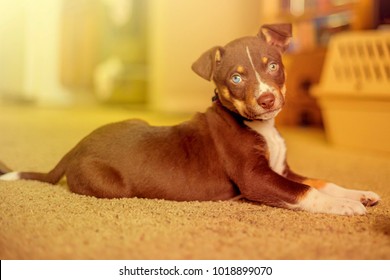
[242,108,281,121]
[235,100,283,120]
[229,95,284,121]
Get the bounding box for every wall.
[0,0,262,110]
[0,0,27,99]
[0,0,71,105]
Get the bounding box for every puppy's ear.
[258,23,292,52]
[192,46,225,81]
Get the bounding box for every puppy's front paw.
[359,191,380,206]
[331,198,367,216]
[321,183,380,207]
[294,188,367,216]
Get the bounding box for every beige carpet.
[0,105,389,259]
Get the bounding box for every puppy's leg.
[66,158,128,198]
[238,161,367,215]
[284,167,380,207]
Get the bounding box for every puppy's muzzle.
[257,92,275,110]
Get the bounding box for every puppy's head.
[192,23,292,121]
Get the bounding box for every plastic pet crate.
[312,30,390,153]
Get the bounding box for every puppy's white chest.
[245,120,286,175]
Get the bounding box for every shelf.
[276,3,356,22]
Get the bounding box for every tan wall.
[0,0,72,105]
[0,0,27,97]
[0,0,262,109]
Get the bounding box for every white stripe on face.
[245,46,275,97]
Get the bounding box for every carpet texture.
[0,105,389,260]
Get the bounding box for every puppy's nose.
[257,93,275,109]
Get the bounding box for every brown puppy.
[0,24,380,215]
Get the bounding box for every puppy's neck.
[212,92,255,124]
[245,118,275,127]
[244,117,285,175]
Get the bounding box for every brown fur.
[18,102,310,207]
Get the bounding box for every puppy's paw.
[330,198,367,216]
[358,191,380,206]
[293,188,367,216]
[320,183,380,207]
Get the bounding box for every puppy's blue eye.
[231,74,242,84]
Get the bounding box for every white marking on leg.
[321,183,351,197]
[245,119,286,175]
[289,188,366,215]
[321,182,380,206]
[0,172,21,181]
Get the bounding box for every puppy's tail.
[0,151,72,184]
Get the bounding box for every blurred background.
[0,0,389,152]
